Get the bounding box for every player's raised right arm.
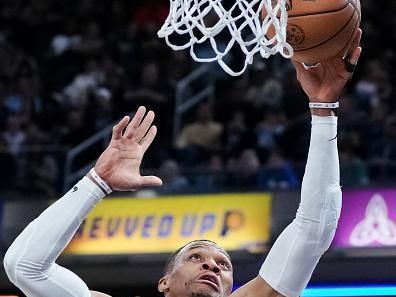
[3,106,162,297]
[230,29,362,297]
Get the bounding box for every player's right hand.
[93,106,163,191]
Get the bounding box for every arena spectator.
[339,135,370,186]
[246,76,284,110]
[175,103,223,166]
[1,115,26,156]
[223,111,250,159]
[158,159,189,194]
[255,109,286,162]
[228,149,261,188]
[257,150,299,190]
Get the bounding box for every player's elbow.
[3,241,39,285]
[297,185,342,254]
[3,245,19,284]
[294,214,339,257]
[318,186,342,252]
[316,214,339,254]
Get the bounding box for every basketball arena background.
[0,0,396,296]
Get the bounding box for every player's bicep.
[229,276,285,297]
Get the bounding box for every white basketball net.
[158,0,293,76]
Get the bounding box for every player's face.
[158,246,233,297]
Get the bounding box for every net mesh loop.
[158,0,293,76]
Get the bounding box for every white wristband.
[309,102,339,109]
[89,168,113,195]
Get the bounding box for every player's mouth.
[196,273,220,292]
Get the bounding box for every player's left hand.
[94,106,163,191]
[291,28,362,103]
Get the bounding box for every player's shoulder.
[90,290,112,297]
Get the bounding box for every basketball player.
[3,29,362,297]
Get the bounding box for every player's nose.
[201,262,220,274]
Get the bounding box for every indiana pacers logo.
[286,24,305,47]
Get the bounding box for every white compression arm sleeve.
[3,177,105,297]
[259,116,342,297]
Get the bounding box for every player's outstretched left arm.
[3,107,162,297]
[230,30,362,297]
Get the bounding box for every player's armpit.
[90,291,112,297]
[229,276,285,297]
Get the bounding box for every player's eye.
[218,261,231,270]
[189,253,202,261]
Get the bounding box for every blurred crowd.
[0,0,395,198]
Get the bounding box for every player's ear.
[158,275,169,293]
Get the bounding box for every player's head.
[158,240,233,297]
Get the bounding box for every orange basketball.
[264,0,361,65]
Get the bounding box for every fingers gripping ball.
[264,0,361,65]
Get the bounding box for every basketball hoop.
[158,0,293,76]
